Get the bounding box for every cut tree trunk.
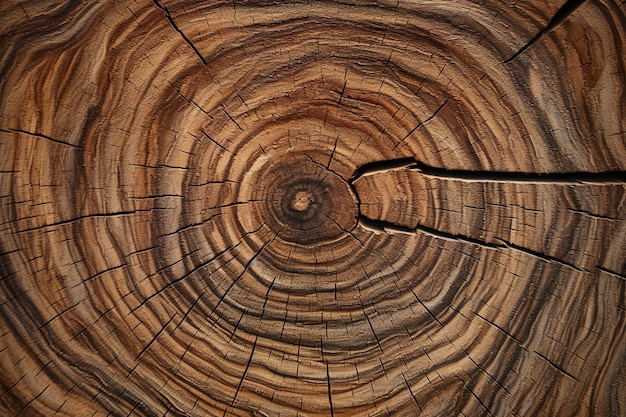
[1,1,625,416]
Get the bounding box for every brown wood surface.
[1,0,625,416]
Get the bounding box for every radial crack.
[151,0,207,66]
[230,336,258,408]
[497,238,587,272]
[392,100,449,150]
[412,160,625,184]
[350,157,416,182]
[209,236,274,320]
[461,379,494,416]
[321,339,335,417]
[352,157,626,184]
[474,312,522,345]
[199,129,231,153]
[357,215,415,235]
[534,350,579,381]
[402,373,422,411]
[1,127,82,149]
[15,210,148,234]
[505,0,588,63]
[135,313,177,361]
[325,361,335,416]
[221,106,243,131]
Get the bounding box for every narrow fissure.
[152,0,208,66]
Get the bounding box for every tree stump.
[1,1,625,416]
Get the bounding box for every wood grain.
[1,0,625,416]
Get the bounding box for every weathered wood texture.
[1,0,625,416]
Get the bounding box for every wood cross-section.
[0,0,624,416]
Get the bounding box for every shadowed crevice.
[505,0,588,63]
[351,157,626,184]
[350,157,416,182]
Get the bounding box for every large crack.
[392,100,449,150]
[351,157,626,185]
[349,157,624,270]
[505,0,588,63]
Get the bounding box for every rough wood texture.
[1,0,625,416]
